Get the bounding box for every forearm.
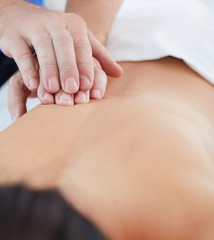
[65,0,123,44]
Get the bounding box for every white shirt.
[106,0,214,85]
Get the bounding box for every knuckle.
[38,60,57,74]
[93,59,101,70]
[48,11,65,24]
[22,67,36,77]
[94,65,102,72]
[70,13,85,25]
[77,61,92,72]
[44,61,56,70]
[46,13,66,31]
[33,35,52,48]
[62,70,79,81]
[15,51,32,63]
[54,32,72,44]
[61,69,79,81]
[60,62,77,71]
[78,66,91,76]
[75,39,91,49]
[46,11,60,20]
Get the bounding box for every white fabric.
[0,82,40,131]
[1,0,214,131]
[106,0,214,84]
[0,82,11,131]
[44,0,66,11]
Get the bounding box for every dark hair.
[0,185,106,240]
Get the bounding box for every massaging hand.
[0,1,122,104]
[8,56,108,122]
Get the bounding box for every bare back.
[0,57,214,240]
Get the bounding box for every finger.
[88,31,123,78]
[8,72,30,122]
[55,90,74,106]
[50,29,79,94]
[90,59,107,100]
[74,90,90,105]
[8,38,39,91]
[68,17,94,92]
[32,32,60,93]
[37,76,55,104]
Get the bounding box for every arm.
[65,0,123,45]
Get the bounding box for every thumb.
[88,31,123,78]
[8,72,30,122]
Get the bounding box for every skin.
[0,0,123,109]
[0,58,214,240]
[8,58,108,122]
[65,0,124,44]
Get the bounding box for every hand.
[0,1,122,101]
[8,57,108,122]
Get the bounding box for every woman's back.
[0,58,214,239]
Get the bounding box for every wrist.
[66,8,109,45]
[65,0,123,45]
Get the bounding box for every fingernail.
[48,77,60,92]
[80,76,91,90]
[91,89,102,99]
[65,78,78,93]
[59,93,73,104]
[42,92,54,103]
[76,91,87,103]
[29,78,38,90]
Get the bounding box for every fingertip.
[90,69,106,100]
[74,90,90,104]
[113,64,124,78]
[90,89,103,99]
[40,91,55,105]
[117,64,124,74]
[99,56,123,78]
[55,91,74,106]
